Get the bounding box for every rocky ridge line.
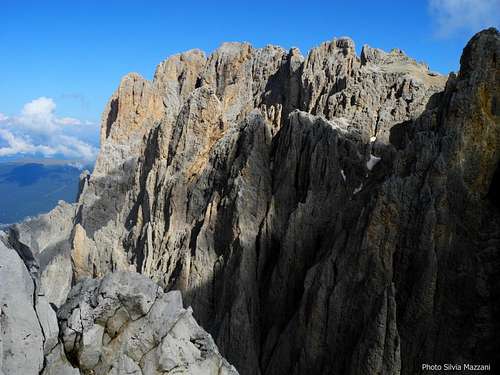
[3,28,499,375]
[0,238,238,374]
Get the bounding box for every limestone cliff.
[4,28,499,375]
[0,240,238,375]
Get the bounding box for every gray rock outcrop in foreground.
[55,272,238,374]
[0,239,237,374]
[0,239,75,375]
[2,28,499,374]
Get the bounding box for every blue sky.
[0,0,498,161]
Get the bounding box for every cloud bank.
[0,97,98,161]
[429,0,500,37]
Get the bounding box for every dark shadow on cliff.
[73,30,500,372]
[63,96,500,375]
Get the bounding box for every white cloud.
[17,97,58,133]
[0,97,98,161]
[22,96,55,117]
[55,117,82,126]
[429,0,500,37]
[53,135,97,161]
[0,129,56,157]
[0,129,97,160]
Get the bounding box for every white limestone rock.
[58,272,239,375]
[0,240,45,374]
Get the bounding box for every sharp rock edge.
[1,28,499,375]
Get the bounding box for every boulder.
[58,272,239,375]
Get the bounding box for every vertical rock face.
[0,240,45,374]
[4,28,499,374]
[6,201,76,307]
[0,239,74,375]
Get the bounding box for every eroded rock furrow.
[1,28,498,375]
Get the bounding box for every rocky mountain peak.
[2,28,499,375]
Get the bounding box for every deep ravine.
[1,28,499,375]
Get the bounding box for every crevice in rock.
[105,98,119,139]
[488,162,500,210]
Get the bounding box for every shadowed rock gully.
[3,28,499,375]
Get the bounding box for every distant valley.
[0,160,90,225]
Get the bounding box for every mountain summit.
[1,28,499,375]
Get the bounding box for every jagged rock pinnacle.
[2,28,499,375]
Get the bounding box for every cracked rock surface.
[0,240,238,375]
[2,28,499,374]
[0,238,75,375]
[56,272,238,375]
[7,201,76,307]
[0,240,45,374]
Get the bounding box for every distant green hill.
[0,161,88,225]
